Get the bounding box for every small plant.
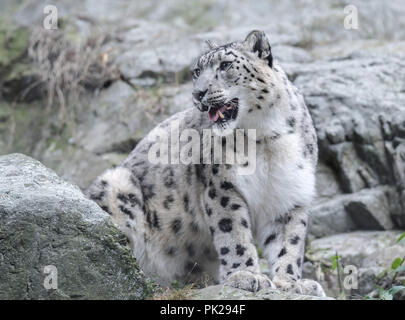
[364,232,405,300]
[153,282,195,300]
[330,252,346,299]
[27,26,119,120]
[257,246,264,259]
[365,286,405,300]
[331,253,342,271]
[390,232,405,287]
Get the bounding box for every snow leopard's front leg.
[266,205,325,297]
[203,178,274,292]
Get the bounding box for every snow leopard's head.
[191,30,274,133]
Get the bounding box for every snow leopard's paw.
[224,270,275,292]
[273,276,326,297]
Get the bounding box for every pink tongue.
[209,105,227,122]
[209,111,219,122]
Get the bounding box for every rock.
[315,162,342,198]
[188,284,333,300]
[309,186,399,238]
[306,231,404,266]
[345,187,397,230]
[115,28,201,85]
[292,54,405,227]
[0,101,48,157]
[273,45,313,63]
[72,81,191,155]
[38,143,124,192]
[0,79,192,190]
[1,61,44,103]
[309,194,357,238]
[36,81,192,189]
[0,154,155,299]
[304,231,405,297]
[0,104,12,152]
[0,26,41,103]
[0,26,29,72]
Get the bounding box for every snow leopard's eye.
[192,68,201,79]
[219,61,232,71]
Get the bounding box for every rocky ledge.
[189,285,333,300]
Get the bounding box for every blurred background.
[0,0,404,299]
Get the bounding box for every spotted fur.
[87,30,325,296]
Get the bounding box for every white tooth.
[218,111,224,119]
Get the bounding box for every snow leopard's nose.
[193,89,207,102]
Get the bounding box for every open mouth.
[207,98,239,124]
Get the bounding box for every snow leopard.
[87,30,326,297]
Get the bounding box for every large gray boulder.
[0,153,155,300]
[292,54,405,233]
[292,55,405,195]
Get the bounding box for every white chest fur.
[233,134,315,233]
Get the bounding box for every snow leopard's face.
[191,30,273,133]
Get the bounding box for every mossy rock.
[0,153,156,299]
[0,27,30,72]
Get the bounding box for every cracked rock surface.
[0,154,155,300]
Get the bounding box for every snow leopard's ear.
[243,30,273,68]
[205,40,218,50]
